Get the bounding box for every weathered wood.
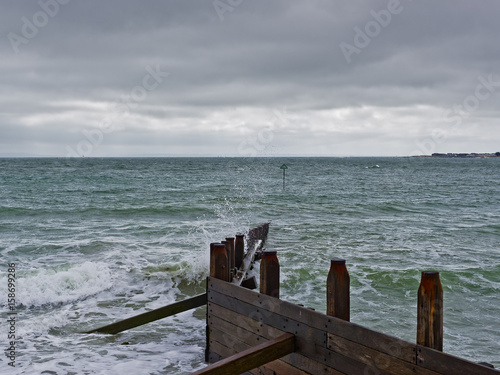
[209,242,218,277]
[241,275,257,290]
[208,291,326,348]
[205,271,496,375]
[210,276,337,335]
[417,271,443,351]
[235,234,245,269]
[210,276,327,330]
[247,228,257,250]
[325,316,418,365]
[205,277,211,363]
[261,222,270,245]
[208,290,389,375]
[209,314,281,349]
[260,250,280,298]
[326,259,350,321]
[208,303,284,346]
[232,239,263,286]
[207,339,274,375]
[212,243,229,281]
[209,327,308,375]
[207,340,260,375]
[225,237,235,277]
[85,293,207,334]
[209,276,417,364]
[327,333,440,375]
[207,277,429,374]
[417,345,499,375]
[221,241,231,281]
[208,350,223,364]
[257,226,263,243]
[208,303,344,375]
[264,358,310,375]
[191,333,295,375]
[231,224,269,286]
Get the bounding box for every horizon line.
[0,154,418,158]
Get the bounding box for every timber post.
[260,250,280,298]
[417,271,443,351]
[211,243,229,282]
[234,233,244,269]
[209,243,218,278]
[248,228,257,250]
[262,222,269,243]
[221,240,231,281]
[225,237,235,281]
[326,259,350,321]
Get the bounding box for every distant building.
[431,152,500,158]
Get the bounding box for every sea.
[0,157,499,374]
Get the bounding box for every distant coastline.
[414,152,500,158]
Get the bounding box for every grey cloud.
[1,0,500,156]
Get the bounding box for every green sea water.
[0,157,499,373]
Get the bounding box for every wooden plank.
[209,277,417,363]
[209,303,284,341]
[210,276,328,331]
[209,291,326,348]
[209,317,270,353]
[210,275,351,332]
[191,333,295,375]
[264,358,311,375]
[208,340,262,375]
[283,355,345,375]
[325,316,417,365]
[232,239,263,286]
[327,333,441,375]
[209,313,282,347]
[208,303,343,375]
[208,350,222,364]
[85,293,207,334]
[209,327,307,375]
[231,223,269,287]
[417,345,500,375]
[208,296,387,375]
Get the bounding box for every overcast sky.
[1,0,499,157]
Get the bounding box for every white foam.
[17,304,73,336]
[1,262,114,308]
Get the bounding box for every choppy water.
[0,157,499,374]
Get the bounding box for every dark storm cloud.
[1,0,499,156]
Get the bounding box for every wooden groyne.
[83,223,497,374]
[196,225,498,375]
